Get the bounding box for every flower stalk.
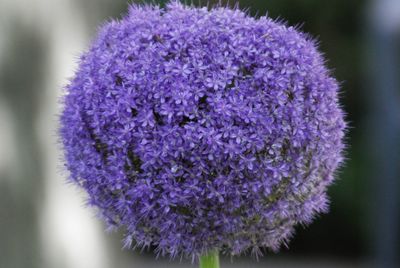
[199,250,220,268]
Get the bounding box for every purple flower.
[60,1,346,260]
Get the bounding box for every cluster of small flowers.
[60,1,346,260]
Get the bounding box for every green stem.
[199,250,220,268]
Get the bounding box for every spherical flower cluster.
[60,1,346,259]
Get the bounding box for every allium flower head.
[60,1,346,260]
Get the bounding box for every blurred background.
[0,0,399,267]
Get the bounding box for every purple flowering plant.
[60,1,346,267]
